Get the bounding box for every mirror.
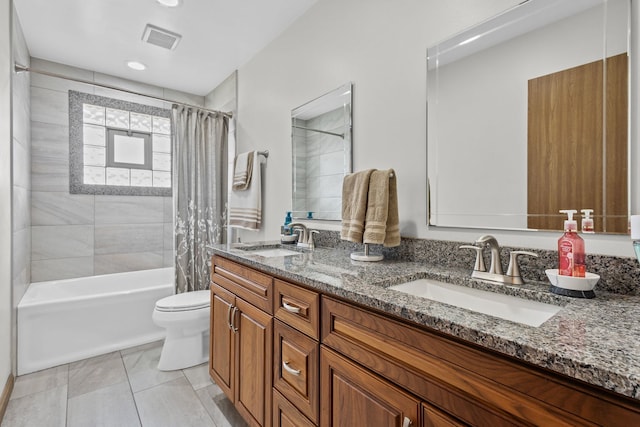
[427,0,631,233]
[291,83,353,220]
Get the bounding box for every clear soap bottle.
[558,209,585,277]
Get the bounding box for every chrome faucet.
[460,235,538,285]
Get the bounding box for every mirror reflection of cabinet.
[527,54,628,233]
[426,0,632,234]
[291,83,352,221]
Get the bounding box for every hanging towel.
[341,169,375,243]
[363,169,400,247]
[229,151,261,230]
[232,151,254,190]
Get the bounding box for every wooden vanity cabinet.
[273,279,321,426]
[210,256,273,427]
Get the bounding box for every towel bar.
[350,243,384,262]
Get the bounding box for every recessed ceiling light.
[156,0,181,7]
[126,61,146,71]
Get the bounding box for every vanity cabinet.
[273,279,320,426]
[210,256,273,427]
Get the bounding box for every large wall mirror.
[292,82,352,220]
[427,0,634,234]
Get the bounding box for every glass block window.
[70,91,172,196]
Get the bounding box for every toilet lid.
[155,290,210,312]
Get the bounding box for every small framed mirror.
[291,82,353,220]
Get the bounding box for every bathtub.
[17,267,175,375]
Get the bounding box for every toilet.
[152,290,210,371]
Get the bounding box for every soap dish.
[545,269,599,299]
[280,234,298,244]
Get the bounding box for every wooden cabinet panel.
[209,283,235,399]
[273,320,319,424]
[273,389,316,427]
[422,402,466,427]
[213,255,273,313]
[274,279,320,340]
[320,346,419,427]
[235,297,273,427]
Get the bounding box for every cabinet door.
[235,297,273,427]
[320,346,419,427]
[209,283,235,401]
[273,389,316,427]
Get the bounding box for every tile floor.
[1,341,248,427]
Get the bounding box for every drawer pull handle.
[231,306,239,332]
[282,301,301,314]
[402,417,412,427]
[282,361,301,376]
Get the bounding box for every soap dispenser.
[558,209,585,277]
[581,209,594,233]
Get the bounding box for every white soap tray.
[545,269,600,291]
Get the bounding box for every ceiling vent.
[142,24,182,50]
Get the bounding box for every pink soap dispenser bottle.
[558,209,585,277]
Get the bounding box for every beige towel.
[229,151,261,230]
[232,151,254,190]
[363,169,400,247]
[341,169,375,243]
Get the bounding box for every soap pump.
[581,209,594,233]
[558,209,585,277]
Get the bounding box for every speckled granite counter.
[209,242,640,401]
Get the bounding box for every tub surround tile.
[122,344,183,393]
[31,192,94,226]
[12,186,30,232]
[134,377,216,427]
[94,196,165,224]
[12,140,30,189]
[10,365,68,401]
[67,381,140,427]
[31,122,69,192]
[1,385,67,427]
[94,252,164,275]
[30,58,95,93]
[68,352,128,399]
[94,224,163,255]
[31,86,69,126]
[32,225,94,261]
[31,256,94,283]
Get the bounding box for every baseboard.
[0,373,14,423]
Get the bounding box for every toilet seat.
[155,290,210,312]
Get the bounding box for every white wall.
[1,0,13,386]
[233,0,637,257]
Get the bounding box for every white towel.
[232,151,254,190]
[229,151,261,230]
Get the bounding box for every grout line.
[119,349,144,427]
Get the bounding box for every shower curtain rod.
[14,63,233,119]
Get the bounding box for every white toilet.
[152,290,210,371]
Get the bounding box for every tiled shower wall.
[29,58,205,282]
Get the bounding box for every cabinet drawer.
[273,389,316,427]
[274,279,320,339]
[274,320,319,424]
[213,255,273,314]
[423,402,466,427]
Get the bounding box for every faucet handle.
[506,251,538,284]
[459,245,486,272]
[307,230,319,249]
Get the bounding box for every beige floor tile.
[196,383,248,427]
[134,377,215,427]
[10,364,68,400]
[67,381,140,427]
[122,344,183,392]
[1,385,67,427]
[182,362,213,391]
[68,351,128,398]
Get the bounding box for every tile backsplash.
[314,230,640,296]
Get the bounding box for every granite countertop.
[208,242,640,401]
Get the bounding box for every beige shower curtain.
[172,105,228,293]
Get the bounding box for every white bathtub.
[17,268,175,375]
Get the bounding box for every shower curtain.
[172,105,228,293]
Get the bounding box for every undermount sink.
[389,279,562,327]
[246,248,301,258]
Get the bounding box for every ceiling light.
[126,61,146,71]
[156,0,182,7]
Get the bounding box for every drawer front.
[273,389,316,427]
[274,320,319,424]
[422,402,466,427]
[274,279,320,339]
[213,255,273,314]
